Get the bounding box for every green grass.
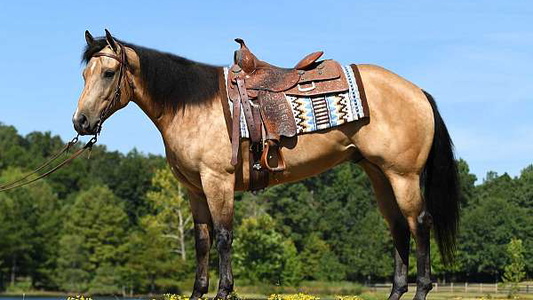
[231,281,364,297]
[179,282,533,300]
[2,280,533,300]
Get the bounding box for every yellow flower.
[268,293,319,300]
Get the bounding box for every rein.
[0,136,98,192]
[0,43,131,192]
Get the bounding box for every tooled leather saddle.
[226,38,349,191]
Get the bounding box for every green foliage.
[299,234,331,280]
[89,263,122,295]
[346,210,392,280]
[0,122,532,293]
[457,158,477,207]
[146,167,193,261]
[123,215,187,294]
[502,238,525,297]
[457,170,533,278]
[54,185,129,292]
[234,215,303,285]
[299,234,344,282]
[280,239,303,286]
[0,167,60,289]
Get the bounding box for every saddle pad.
[224,65,368,138]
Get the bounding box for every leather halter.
[91,42,133,134]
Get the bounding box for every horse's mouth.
[73,116,101,136]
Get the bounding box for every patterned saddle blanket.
[225,64,369,138]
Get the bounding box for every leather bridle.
[0,43,133,192]
[91,42,133,134]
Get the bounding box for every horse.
[73,30,459,300]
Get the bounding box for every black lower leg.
[215,226,234,299]
[191,224,211,299]
[413,211,433,300]
[389,223,410,300]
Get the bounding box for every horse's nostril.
[79,114,89,129]
[73,113,90,133]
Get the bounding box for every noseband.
[91,42,132,134]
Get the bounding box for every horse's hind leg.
[188,191,213,300]
[387,173,433,300]
[361,161,410,300]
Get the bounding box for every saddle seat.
[234,38,324,73]
[226,38,349,189]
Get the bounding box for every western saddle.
[226,38,349,190]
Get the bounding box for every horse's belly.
[235,125,361,190]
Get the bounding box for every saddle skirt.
[224,64,368,139]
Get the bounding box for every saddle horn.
[233,38,257,73]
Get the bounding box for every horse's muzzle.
[72,113,98,135]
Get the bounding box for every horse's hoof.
[190,291,204,300]
[388,293,403,300]
[214,290,233,300]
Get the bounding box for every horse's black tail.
[421,90,460,265]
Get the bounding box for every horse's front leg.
[202,171,235,299]
[188,191,213,300]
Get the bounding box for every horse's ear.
[105,29,118,52]
[85,30,95,46]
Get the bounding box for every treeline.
[0,122,531,294]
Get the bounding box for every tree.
[110,149,165,220]
[458,195,531,279]
[457,159,477,207]
[118,167,193,295]
[262,183,319,249]
[54,186,129,293]
[0,167,60,289]
[299,234,344,281]
[0,124,32,170]
[502,238,525,297]
[233,215,303,285]
[122,215,187,295]
[146,167,192,261]
[348,210,392,281]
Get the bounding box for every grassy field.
[184,281,533,300]
[2,281,532,300]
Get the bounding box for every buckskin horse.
[73,30,459,300]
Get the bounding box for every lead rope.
[0,135,98,192]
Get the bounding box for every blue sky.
[0,1,531,181]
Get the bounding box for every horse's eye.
[103,70,115,78]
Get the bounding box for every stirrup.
[260,140,286,172]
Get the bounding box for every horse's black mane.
[82,38,220,110]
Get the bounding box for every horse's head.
[73,30,133,135]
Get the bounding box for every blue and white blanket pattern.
[224,65,366,138]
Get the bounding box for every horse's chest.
[164,143,203,192]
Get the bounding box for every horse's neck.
[131,71,228,149]
[131,91,171,134]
